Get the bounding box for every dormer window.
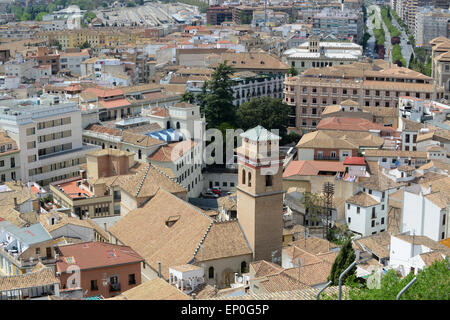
[165,215,180,227]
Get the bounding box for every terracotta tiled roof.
[194,220,252,262]
[297,130,384,149]
[283,160,345,178]
[219,52,289,71]
[358,162,407,191]
[56,242,144,273]
[0,263,59,291]
[317,117,394,132]
[346,191,380,207]
[148,140,195,163]
[108,189,213,279]
[363,149,428,158]
[289,236,339,255]
[108,278,190,300]
[354,232,391,259]
[120,163,186,199]
[394,234,450,255]
[98,98,131,109]
[208,286,347,300]
[84,124,122,136]
[419,251,445,267]
[121,132,164,148]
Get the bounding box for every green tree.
[203,61,236,129]
[288,65,298,76]
[79,41,91,49]
[348,259,450,300]
[181,91,195,104]
[300,192,324,227]
[237,97,290,141]
[21,12,32,21]
[35,12,48,21]
[328,238,356,285]
[84,11,96,23]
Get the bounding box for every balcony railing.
[109,283,121,292]
[314,155,340,161]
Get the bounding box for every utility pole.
[323,182,334,240]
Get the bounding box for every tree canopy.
[348,258,450,300]
[328,238,356,285]
[237,97,290,141]
[202,61,237,129]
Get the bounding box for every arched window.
[241,261,247,273]
[138,149,142,160]
[265,174,272,187]
[242,169,246,185]
[248,172,252,187]
[208,266,214,279]
[176,122,180,129]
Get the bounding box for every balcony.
[300,114,321,119]
[109,283,121,292]
[314,155,340,161]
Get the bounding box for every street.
[366,3,415,66]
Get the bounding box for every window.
[371,220,375,227]
[91,280,98,291]
[368,189,372,195]
[208,267,214,279]
[443,215,446,226]
[223,181,227,187]
[381,217,384,225]
[442,232,445,240]
[372,207,376,219]
[26,127,35,136]
[265,175,272,187]
[248,172,252,187]
[35,248,40,255]
[357,207,360,214]
[242,169,246,185]
[0,160,4,167]
[347,204,350,210]
[348,217,351,223]
[128,274,136,285]
[241,261,247,273]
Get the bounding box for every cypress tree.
[328,238,356,285]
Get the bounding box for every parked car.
[211,188,222,196]
[203,191,219,198]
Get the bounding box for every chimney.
[104,223,107,231]
[158,261,162,278]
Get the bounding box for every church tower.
[236,126,284,264]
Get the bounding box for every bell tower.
[236,126,284,263]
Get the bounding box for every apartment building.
[148,139,203,198]
[282,36,363,74]
[401,176,449,241]
[186,72,285,107]
[206,6,233,25]
[35,28,143,50]
[26,47,60,76]
[59,48,90,76]
[56,242,143,299]
[0,97,97,186]
[4,55,36,80]
[0,131,20,183]
[50,149,139,222]
[430,37,450,101]
[312,8,364,43]
[415,8,450,48]
[284,61,440,132]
